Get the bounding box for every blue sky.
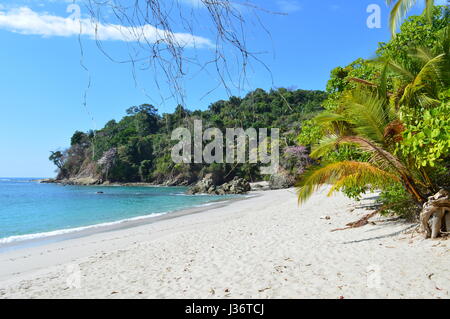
[0,0,444,177]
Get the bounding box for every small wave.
[0,212,167,245]
[194,200,230,207]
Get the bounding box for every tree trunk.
[419,190,450,239]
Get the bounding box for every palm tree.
[296,86,428,205]
[387,0,436,36]
[296,27,449,205]
[383,25,449,110]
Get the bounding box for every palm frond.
[400,53,446,105]
[382,57,415,80]
[389,0,418,36]
[339,136,408,174]
[313,111,351,136]
[344,90,390,143]
[310,135,340,159]
[417,94,441,108]
[296,161,399,204]
[424,0,435,22]
[314,111,348,124]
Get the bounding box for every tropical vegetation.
[296,5,449,218]
[388,0,438,35]
[51,88,326,184]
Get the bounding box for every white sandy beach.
[0,188,448,299]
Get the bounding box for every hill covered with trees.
[50,88,327,185]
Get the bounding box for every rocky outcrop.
[250,181,270,191]
[187,175,251,195]
[38,178,57,183]
[60,177,102,186]
[269,170,295,189]
[162,173,196,186]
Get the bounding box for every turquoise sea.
[0,178,235,245]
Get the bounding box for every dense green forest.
[51,88,327,184]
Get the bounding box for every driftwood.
[330,208,384,232]
[419,190,450,239]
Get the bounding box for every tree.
[139,160,154,182]
[130,105,160,136]
[71,131,88,146]
[296,87,428,205]
[296,7,449,232]
[49,151,65,169]
[52,87,326,184]
[84,1,277,104]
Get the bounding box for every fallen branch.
[330,207,385,232]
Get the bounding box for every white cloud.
[0,7,213,48]
[276,0,302,13]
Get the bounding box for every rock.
[188,176,251,195]
[250,181,270,191]
[269,170,295,189]
[164,173,195,186]
[38,178,57,184]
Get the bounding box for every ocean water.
[0,178,236,245]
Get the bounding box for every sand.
[0,188,448,299]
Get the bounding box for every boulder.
[250,181,270,191]
[269,170,295,189]
[188,176,251,195]
[186,175,215,194]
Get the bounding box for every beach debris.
[258,287,271,292]
[330,207,385,232]
[320,216,331,220]
[419,189,450,239]
[274,265,287,273]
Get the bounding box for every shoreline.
[0,188,448,298]
[0,193,255,253]
[35,178,187,187]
